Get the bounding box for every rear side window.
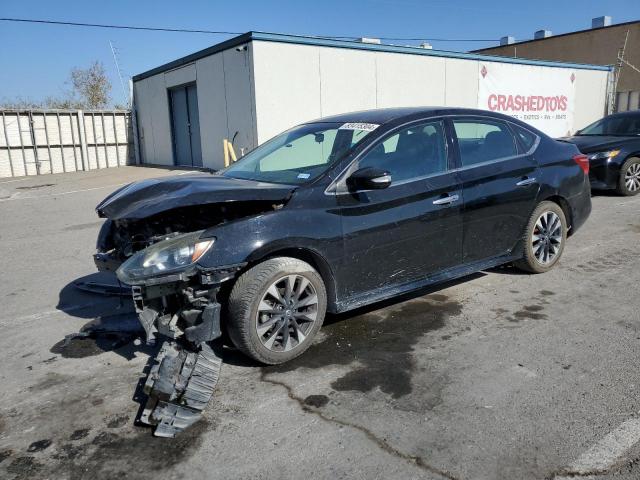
[512,125,538,151]
[453,120,517,167]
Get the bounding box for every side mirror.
[347,167,392,190]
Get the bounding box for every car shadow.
[485,263,529,276]
[57,272,131,319]
[222,272,486,368]
[591,189,621,197]
[56,267,504,369]
[53,272,153,361]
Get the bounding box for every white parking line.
[0,183,127,202]
[0,177,31,184]
[555,418,640,478]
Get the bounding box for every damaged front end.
[115,231,244,437]
[90,174,295,436]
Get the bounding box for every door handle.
[433,194,459,206]
[516,177,537,186]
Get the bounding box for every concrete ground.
[0,166,639,480]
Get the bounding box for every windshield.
[222,122,378,185]
[578,115,640,136]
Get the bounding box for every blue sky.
[1,0,638,106]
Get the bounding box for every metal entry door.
[169,84,202,167]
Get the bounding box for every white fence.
[0,109,134,178]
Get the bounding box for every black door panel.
[458,158,539,262]
[334,119,462,299]
[451,117,539,262]
[337,173,462,296]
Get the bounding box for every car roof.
[605,110,640,119]
[303,107,524,127]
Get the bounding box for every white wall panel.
[444,58,479,108]
[0,150,11,177]
[103,115,116,144]
[252,42,322,143]
[18,115,31,146]
[59,114,73,145]
[2,114,21,147]
[33,115,47,145]
[50,147,63,174]
[195,53,229,169]
[573,69,609,131]
[222,48,256,162]
[36,147,51,173]
[62,146,76,172]
[12,152,27,177]
[319,47,377,117]
[115,115,128,143]
[376,53,446,107]
[45,115,60,145]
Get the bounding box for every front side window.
[223,122,377,185]
[579,115,640,136]
[453,120,517,167]
[356,121,448,183]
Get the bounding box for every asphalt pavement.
[0,166,639,480]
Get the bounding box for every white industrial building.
[131,32,612,170]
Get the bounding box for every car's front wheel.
[514,201,567,274]
[227,257,327,365]
[618,157,640,196]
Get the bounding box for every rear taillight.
[573,154,589,174]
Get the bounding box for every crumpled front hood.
[561,135,636,153]
[96,173,295,220]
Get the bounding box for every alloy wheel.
[625,163,640,193]
[532,211,563,265]
[255,274,319,352]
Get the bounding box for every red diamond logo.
[481,65,488,78]
[570,73,575,83]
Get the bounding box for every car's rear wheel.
[514,201,567,274]
[227,257,327,365]
[617,157,640,196]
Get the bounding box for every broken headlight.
[116,231,214,284]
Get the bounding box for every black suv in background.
[563,110,640,195]
[95,107,591,366]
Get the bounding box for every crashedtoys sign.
[478,62,576,137]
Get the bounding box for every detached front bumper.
[122,263,244,437]
[131,283,222,346]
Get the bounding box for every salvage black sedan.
[95,108,591,367]
[563,110,640,195]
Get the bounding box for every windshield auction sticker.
[478,62,576,137]
[339,122,379,132]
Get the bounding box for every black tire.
[227,257,327,365]
[514,201,567,274]
[617,157,640,196]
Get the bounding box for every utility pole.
[110,40,129,107]
[612,30,629,112]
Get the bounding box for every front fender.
[196,207,343,272]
